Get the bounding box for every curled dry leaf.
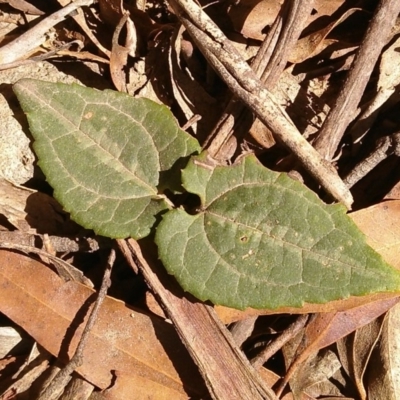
[366,302,400,399]
[298,298,399,360]
[98,0,160,48]
[337,314,385,400]
[168,26,219,138]
[284,349,342,398]
[289,8,359,64]
[3,0,45,15]
[56,0,111,59]
[110,14,131,92]
[0,250,205,398]
[275,297,399,396]
[228,0,363,74]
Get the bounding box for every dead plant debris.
[1,0,400,398]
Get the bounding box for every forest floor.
[1,1,400,399]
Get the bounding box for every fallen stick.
[169,0,353,209]
[0,0,94,65]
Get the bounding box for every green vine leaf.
[155,153,400,310]
[13,79,200,239]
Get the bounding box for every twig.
[181,114,202,131]
[0,240,93,286]
[313,0,400,160]
[348,88,396,150]
[348,32,400,152]
[0,40,88,71]
[0,0,95,65]
[0,231,111,253]
[251,315,309,370]
[118,238,279,400]
[343,132,400,188]
[38,248,116,400]
[205,0,315,160]
[202,4,283,156]
[169,0,353,208]
[257,0,314,88]
[56,0,111,58]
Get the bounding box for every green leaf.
[13,79,200,239]
[155,153,400,310]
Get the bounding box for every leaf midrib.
[25,85,158,195]
[204,210,365,273]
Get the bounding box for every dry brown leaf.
[285,349,342,398]
[106,3,141,90]
[132,31,176,105]
[308,0,347,23]
[227,0,281,41]
[386,181,400,201]
[56,0,111,59]
[337,315,384,400]
[293,298,398,366]
[110,13,130,92]
[2,0,44,15]
[298,297,400,359]
[100,370,188,400]
[215,292,400,324]
[350,200,400,269]
[145,291,167,320]
[98,0,159,41]
[275,298,399,397]
[0,177,78,235]
[366,302,400,399]
[228,0,348,44]
[0,250,205,398]
[378,35,400,91]
[56,50,110,64]
[289,8,359,64]
[98,0,124,26]
[256,368,294,399]
[168,26,219,138]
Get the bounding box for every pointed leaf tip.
[156,154,400,310]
